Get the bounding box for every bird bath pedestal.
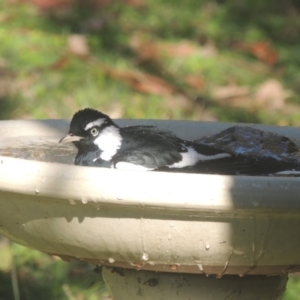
[0,119,299,299]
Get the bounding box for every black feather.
[62,109,300,175]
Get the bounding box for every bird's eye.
[90,128,99,136]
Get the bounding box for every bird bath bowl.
[0,119,300,299]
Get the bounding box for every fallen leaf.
[159,41,200,57]
[0,13,15,23]
[68,34,90,57]
[123,0,144,7]
[130,35,217,63]
[84,0,144,8]
[184,75,205,90]
[22,0,71,10]
[254,79,290,110]
[248,42,278,65]
[129,35,160,62]
[101,65,175,96]
[212,85,250,100]
[235,41,278,65]
[50,55,69,70]
[105,103,124,119]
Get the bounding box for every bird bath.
[0,118,299,299]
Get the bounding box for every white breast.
[93,126,123,161]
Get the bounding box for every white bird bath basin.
[0,119,299,299]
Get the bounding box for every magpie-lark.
[59,108,236,172]
[59,108,300,175]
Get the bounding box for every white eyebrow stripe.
[84,118,106,131]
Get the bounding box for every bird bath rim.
[0,119,300,276]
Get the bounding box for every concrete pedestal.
[103,267,287,300]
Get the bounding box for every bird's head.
[59,108,115,149]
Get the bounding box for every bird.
[59,108,300,175]
[59,108,238,172]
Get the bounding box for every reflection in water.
[0,137,76,164]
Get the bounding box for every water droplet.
[196,261,204,271]
[133,263,144,270]
[35,188,39,194]
[81,197,88,204]
[168,234,172,240]
[142,253,149,261]
[108,257,115,263]
[148,261,155,266]
[169,221,175,227]
[205,242,210,250]
[94,204,101,210]
[170,264,179,270]
[41,177,46,183]
[69,199,76,205]
[116,194,123,200]
[252,201,260,207]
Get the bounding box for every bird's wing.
[197,126,300,158]
[119,126,232,168]
[112,148,182,170]
[118,126,185,169]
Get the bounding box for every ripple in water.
[0,137,77,165]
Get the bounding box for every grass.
[0,0,300,298]
[1,0,300,123]
[0,238,109,300]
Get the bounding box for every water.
[81,197,88,204]
[195,260,204,272]
[252,201,260,207]
[169,221,175,227]
[170,264,179,270]
[0,137,77,165]
[142,252,149,261]
[68,199,76,205]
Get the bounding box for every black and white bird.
[59,108,237,172]
[59,108,300,175]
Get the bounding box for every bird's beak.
[59,134,83,143]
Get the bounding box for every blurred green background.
[0,0,300,299]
